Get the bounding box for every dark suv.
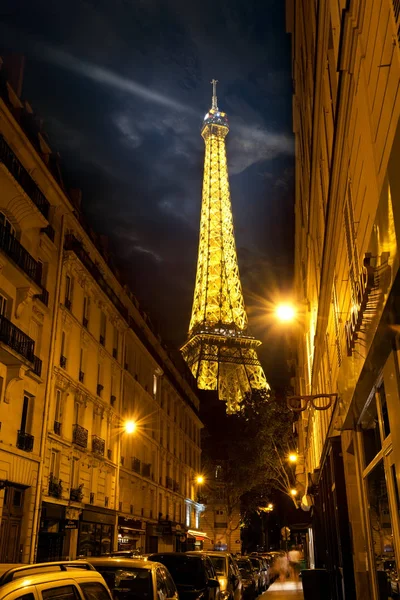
[148,552,220,600]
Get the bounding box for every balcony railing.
[33,355,42,377]
[132,457,141,473]
[92,435,105,456]
[0,135,50,219]
[41,224,55,242]
[0,223,40,283]
[64,234,129,322]
[0,315,35,362]
[48,474,62,498]
[166,476,173,489]
[70,484,84,502]
[142,463,151,478]
[73,424,88,448]
[35,287,49,306]
[54,420,61,435]
[17,430,34,452]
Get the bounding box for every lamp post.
[114,419,137,551]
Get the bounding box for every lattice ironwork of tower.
[181,80,270,414]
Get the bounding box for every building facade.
[287,1,400,599]
[0,55,204,563]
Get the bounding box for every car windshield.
[237,560,252,575]
[96,567,152,600]
[152,556,205,588]
[208,557,226,575]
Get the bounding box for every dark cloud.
[1,0,294,388]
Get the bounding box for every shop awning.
[187,529,212,542]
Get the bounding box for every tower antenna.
[211,79,218,110]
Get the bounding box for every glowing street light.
[288,453,298,464]
[124,420,137,434]
[267,503,273,510]
[275,303,296,323]
[196,475,205,485]
[290,488,298,497]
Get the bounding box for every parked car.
[235,558,257,600]
[85,557,178,600]
[147,553,219,600]
[246,558,262,595]
[187,551,243,600]
[250,557,269,591]
[0,561,112,600]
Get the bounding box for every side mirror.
[208,579,220,589]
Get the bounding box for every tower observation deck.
[181,80,270,414]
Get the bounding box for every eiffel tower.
[181,80,270,414]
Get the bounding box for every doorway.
[0,485,25,562]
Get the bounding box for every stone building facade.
[287,1,400,599]
[0,55,203,563]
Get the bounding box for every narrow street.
[261,580,304,599]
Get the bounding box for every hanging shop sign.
[345,260,376,356]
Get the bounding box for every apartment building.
[287,1,400,599]
[0,55,203,563]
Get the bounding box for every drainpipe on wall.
[29,213,66,563]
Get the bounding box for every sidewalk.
[262,579,304,599]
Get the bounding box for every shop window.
[360,396,382,467]
[366,460,398,580]
[377,383,390,439]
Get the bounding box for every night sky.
[1,0,294,390]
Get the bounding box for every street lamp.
[275,303,296,323]
[115,418,137,551]
[288,453,298,464]
[124,420,137,434]
[290,488,298,497]
[196,475,205,485]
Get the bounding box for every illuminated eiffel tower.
[181,80,270,414]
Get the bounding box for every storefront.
[117,517,145,552]
[37,502,66,562]
[77,506,116,557]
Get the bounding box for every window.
[55,389,63,424]
[74,401,80,426]
[0,293,7,317]
[113,327,119,358]
[42,585,81,600]
[50,450,60,477]
[20,395,31,433]
[0,212,16,236]
[83,296,90,327]
[70,457,79,489]
[100,312,107,345]
[79,348,85,378]
[12,594,35,600]
[60,331,67,368]
[377,382,390,439]
[80,582,111,600]
[37,259,47,287]
[65,275,74,308]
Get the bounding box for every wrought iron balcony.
[166,476,173,489]
[60,355,67,368]
[17,430,34,452]
[0,135,50,219]
[0,315,35,363]
[48,474,62,498]
[97,383,103,396]
[73,423,88,448]
[33,355,42,377]
[54,421,61,435]
[92,434,105,456]
[142,463,151,478]
[0,223,40,283]
[70,484,84,502]
[41,224,55,242]
[35,287,49,306]
[79,370,85,383]
[132,457,141,473]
